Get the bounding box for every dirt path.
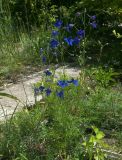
[0,67,80,121]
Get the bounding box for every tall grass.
[0,3,51,84]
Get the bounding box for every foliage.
[89,67,119,87]
[1,0,57,27]
[113,30,122,39]
[1,0,121,32]
[82,126,107,160]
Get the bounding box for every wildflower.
[54,19,63,28]
[45,88,52,96]
[44,70,52,76]
[50,39,59,48]
[39,48,43,55]
[73,37,80,45]
[65,24,74,32]
[90,21,97,28]
[56,90,64,98]
[42,56,46,63]
[52,30,59,36]
[77,29,85,38]
[64,37,74,46]
[39,86,45,92]
[90,15,96,20]
[57,80,68,88]
[68,79,79,86]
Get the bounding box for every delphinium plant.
[35,10,99,99]
[36,12,97,98]
[2,13,117,160]
[31,16,109,159]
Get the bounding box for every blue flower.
[65,24,74,32]
[57,80,68,88]
[73,37,80,45]
[39,86,45,92]
[68,79,79,86]
[77,29,85,38]
[42,56,46,63]
[56,90,64,98]
[64,37,74,46]
[44,70,52,76]
[52,30,59,36]
[90,15,96,20]
[39,48,43,55]
[64,37,81,46]
[50,39,59,48]
[54,19,63,28]
[45,88,52,96]
[90,21,97,28]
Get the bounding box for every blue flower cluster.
[49,16,97,48]
[34,70,79,99]
[51,19,86,48]
[34,86,45,96]
[39,15,97,62]
[57,79,78,88]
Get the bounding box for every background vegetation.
[0,0,122,84]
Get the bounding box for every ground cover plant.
[0,0,122,159]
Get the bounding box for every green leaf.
[96,132,105,140]
[89,135,96,143]
[92,126,99,134]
